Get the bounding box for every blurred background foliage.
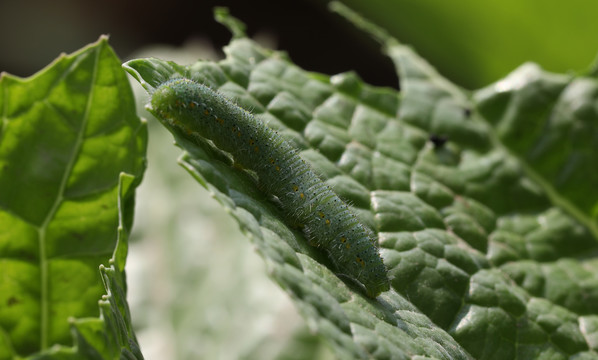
[1,0,596,89]
[2,1,596,358]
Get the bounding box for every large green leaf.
[125,5,598,360]
[0,36,147,358]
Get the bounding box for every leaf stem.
[329,1,395,47]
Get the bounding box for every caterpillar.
[149,78,390,298]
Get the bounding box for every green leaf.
[0,36,147,358]
[125,6,598,360]
[474,64,598,235]
[338,0,598,89]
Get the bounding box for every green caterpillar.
[149,78,390,298]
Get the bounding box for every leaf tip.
[213,6,247,40]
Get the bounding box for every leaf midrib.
[36,48,100,350]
